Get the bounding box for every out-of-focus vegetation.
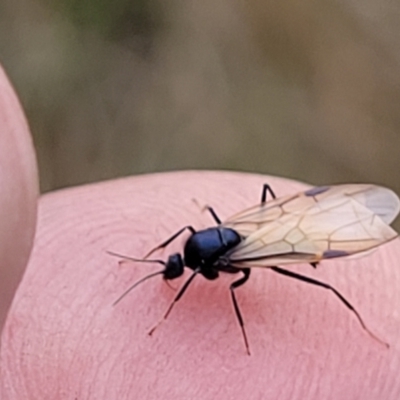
[46,0,162,42]
[1,0,400,202]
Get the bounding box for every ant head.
[107,250,185,306]
[164,253,185,280]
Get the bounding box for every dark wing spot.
[304,186,330,197]
[322,250,349,259]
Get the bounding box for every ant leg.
[144,225,196,259]
[260,183,276,204]
[310,262,318,269]
[270,266,388,347]
[203,206,222,225]
[229,268,251,355]
[148,268,200,335]
[192,199,221,225]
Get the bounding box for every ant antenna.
[107,251,165,266]
[107,251,166,306]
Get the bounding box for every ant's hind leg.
[270,266,388,347]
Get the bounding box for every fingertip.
[0,66,39,332]
[3,172,400,399]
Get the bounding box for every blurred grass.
[1,0,400,220]
[47,0,161,42]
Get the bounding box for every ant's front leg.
[144,226,196,258]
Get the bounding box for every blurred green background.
[1,0,400,194]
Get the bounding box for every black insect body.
[109,183,400,354]
[184,227,242,275]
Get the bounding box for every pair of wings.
[221,184,399,268]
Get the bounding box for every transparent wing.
[223,184,399,267]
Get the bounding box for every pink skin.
[1,69,400,399]
[0,66,39,331]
